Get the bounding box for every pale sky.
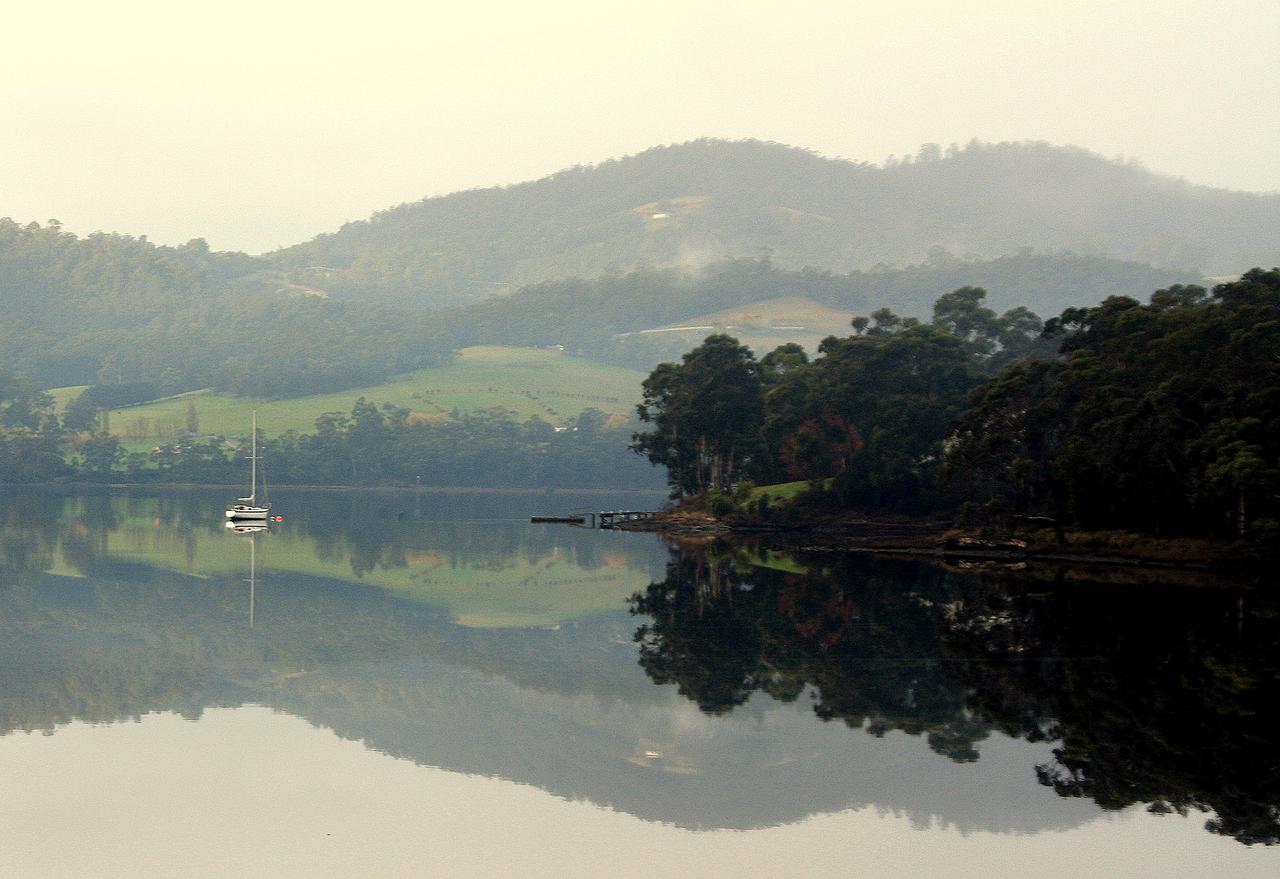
[2,0,1277,254]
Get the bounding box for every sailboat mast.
[249,410,257,503]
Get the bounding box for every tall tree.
[632,335,764,496]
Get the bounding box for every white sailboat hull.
[226,505,270,519]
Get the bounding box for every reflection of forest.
[631,545,1280,845]
[0,493,1103,834]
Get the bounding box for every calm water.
[1,488,1276,878]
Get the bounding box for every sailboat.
[226,411,271,520]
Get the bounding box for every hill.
[86,346,645,446]
[270,139,1280,308]
[1,139,1266,398]
[0,219,454,395]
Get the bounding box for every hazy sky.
[3,0,1277,254]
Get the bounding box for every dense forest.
[0,219,453,396]
[271,139,1280,308]
[633,270,1280,540]
[4,267,1276,518]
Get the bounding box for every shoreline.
[615,510,1269,574]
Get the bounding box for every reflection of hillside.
[45,488,667,627]
[0,553,1093,834]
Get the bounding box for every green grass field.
[51,347,645,445]
[636,295,857,357]
[675,295,857,333]
[47,385,88,411]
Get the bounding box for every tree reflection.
[630,544,1280,844]
[0,493,60,586]
[942,574,1280,846]
[630,546,991,759]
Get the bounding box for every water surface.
[1,488,1275,877]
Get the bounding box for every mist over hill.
[270,139,1280,308]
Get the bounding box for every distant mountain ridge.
[270,138,1280,307]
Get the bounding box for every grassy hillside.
[67,346,644,444]
[47,385,88,412]
[627,295,856,356]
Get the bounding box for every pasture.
[53,347,645,444]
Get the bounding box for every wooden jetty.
[593,510,657,528]
[530,511,656,528]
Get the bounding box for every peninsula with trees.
[630,270,1280,566]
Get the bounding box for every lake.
[1,487,1276,878]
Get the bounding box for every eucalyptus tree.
[632,334,764,496]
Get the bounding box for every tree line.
[0,387,662,491]
[632,269,1280,539]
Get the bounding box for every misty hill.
[0,219,452,394]
[270,139,1280,308]
[0,210,1196,394]
[452,253,1199,367]
[0,140,1263,397]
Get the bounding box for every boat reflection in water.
[226,518,268,628]
[225,521,271,534]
